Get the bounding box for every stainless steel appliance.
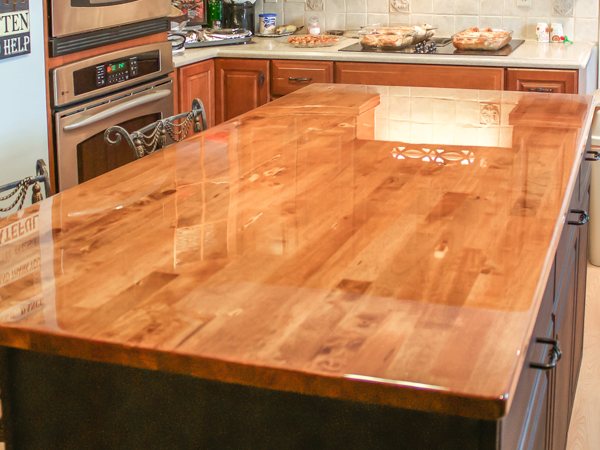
[49,0,171,55]
[53,42,174,191]
[51,0,171,38]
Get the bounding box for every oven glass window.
[77,113,161,184]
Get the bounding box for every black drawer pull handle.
[288,76,312,83]
[528,87,554,93]
[530,337,562,370]
[568,209,589,226]
[586,151,600,162]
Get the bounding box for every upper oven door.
[51,0,172,38]
[55,77,174,191]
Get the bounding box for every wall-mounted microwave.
[49,0,171,55]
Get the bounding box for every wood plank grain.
[0,84,594,420]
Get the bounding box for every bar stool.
[0,159,51,214]
[104,99,208,160]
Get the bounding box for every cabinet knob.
[586,151,600,162]
[288,76,312,83]
[258,72,265,87]
[530,337,562,370]
[568,209,590,226]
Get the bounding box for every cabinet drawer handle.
[288,76,312,83]
[586,151,600,162]
[258,72,265,87]
[568,209,590,226]
[530,337,562,370]
[527,87,554,93]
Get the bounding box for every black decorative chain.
[0,177,34,212]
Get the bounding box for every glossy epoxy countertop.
[174,37,596,71]
[0,85,596,420]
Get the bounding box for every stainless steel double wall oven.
[49,0,174,191]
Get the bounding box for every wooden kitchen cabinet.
[506,69,578,94]
[271,60,333,97]
[499,152,590,450]
[335,62,505,90]
[178,59,215,127]
[215,58,269,124]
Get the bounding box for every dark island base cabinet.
[0,156,590,450]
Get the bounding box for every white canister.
[258,13,277,35]
[536,22,550,43]
[550,23,565,43]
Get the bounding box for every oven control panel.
[53,42,173,108]
[71,49,161,98]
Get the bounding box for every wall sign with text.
[0,0,30,60]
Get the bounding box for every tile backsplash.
[253,0,599,42]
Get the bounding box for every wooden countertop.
[0,84,596,420]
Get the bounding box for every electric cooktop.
[339,38,525,56]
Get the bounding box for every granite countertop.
[0,84,596,421]
[174,37,596,70]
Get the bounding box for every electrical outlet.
[516,0,532,6]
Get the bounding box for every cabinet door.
[215,58,269,124]
[271,60,333,97]
[551,223,578,450]
[178,59,215,128]
[572,157,591,405]
[501,262,554,450]
[335,62,505,90]
[506,69,578,94]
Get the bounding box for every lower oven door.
[55,77,173,192]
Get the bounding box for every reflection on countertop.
[0,84,594,419]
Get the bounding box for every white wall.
[255,0,600,42]
[0,1,49,188]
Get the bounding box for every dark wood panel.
[501,262,554,449]
[1,348,498,450]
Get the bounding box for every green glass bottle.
[207,0,222,29]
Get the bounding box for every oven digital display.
[72,50,158,96]
[107,62,127,73]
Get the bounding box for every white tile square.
[411,0,433,14]
[367,0,389,13]
[326,0,347,13]
[433,0,454,14]
[346,12,368,27]
[454,0,478,15]
[346,0,367,12]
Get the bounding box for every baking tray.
[185,37,252,48]
[338,39,524,56]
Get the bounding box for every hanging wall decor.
[0,0,30,60]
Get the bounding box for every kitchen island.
[0,84,597,449]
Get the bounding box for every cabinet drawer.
[335,62,505,90]
[506,69,578,94]
[271,60,333,96]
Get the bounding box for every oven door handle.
[63,89,171,132]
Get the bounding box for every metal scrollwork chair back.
[104,99,208,160]
[0,159,51,214]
